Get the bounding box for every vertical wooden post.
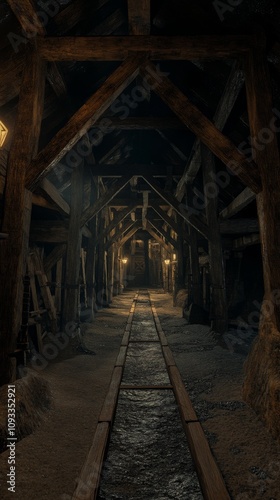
[85,178,98,319]
[245,41,280,328]
[107,245,114,304]
[55,258,63,316]
[0,45,46,384]
[63,164,84,325]
[96,212,106,305]
[188,226,202,306]
[202,145,227,333]
[243,40,280,438]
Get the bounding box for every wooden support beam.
[106,220,137,250]
[80,176,132,227]
[176,62,245,200]
[38,178,70,215]
[53,0,108,35]
[148,219,178,249]
[244,42,280,328]
[188,224,202,307]
[149,202,181,235]
[142,191,149,229]
[26,54,146,191]
[30,221,68,243]
[38,35,256,61]
[219,187,256,220]
[6,0,45,35]
[145,223,171,254]
[140,62,261,194]
[127,0,150,35]
[104,204,138,238]
[63,164,84,325]
[44,244,66,274]
[202,146,227,333]
[116,222,142,249]
[47,62,68,101]
[142,176,211,240]
[0,46,46,385]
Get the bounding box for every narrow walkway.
[73,290,229,500]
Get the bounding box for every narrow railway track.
[72,290,230,500]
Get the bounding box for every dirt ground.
[0,289,280,499]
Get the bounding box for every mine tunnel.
[0,0,280,499]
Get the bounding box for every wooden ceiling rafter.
[141,175,211,240]
[26,53,148,191]
[175,61,245,201]
[37,35,259,61]
[139,61,262,194]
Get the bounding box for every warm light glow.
[172,253,177,261]
[0,121,8,147]
[121,258,128,264]
[164,259,171,265]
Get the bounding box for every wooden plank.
[120,385,173,390]
[168,366,198,422]
[31,248,57,334]
[121,328,131,346]
[162,346,176,367]
[72,422,109,500]
[219,187,256,220]
[115,346,128,367]
[38,35,256,61]
[99,367,123,422]
[140,62,261,194]
[0,46,46,385]
[27,255,43,354]
[30,221,68,243]
[176,62,245,199]
[143,176,211,240]
[185,422,230,500]
[81,176,132,227]
[26,54,147,191]
[128,0,150,35]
